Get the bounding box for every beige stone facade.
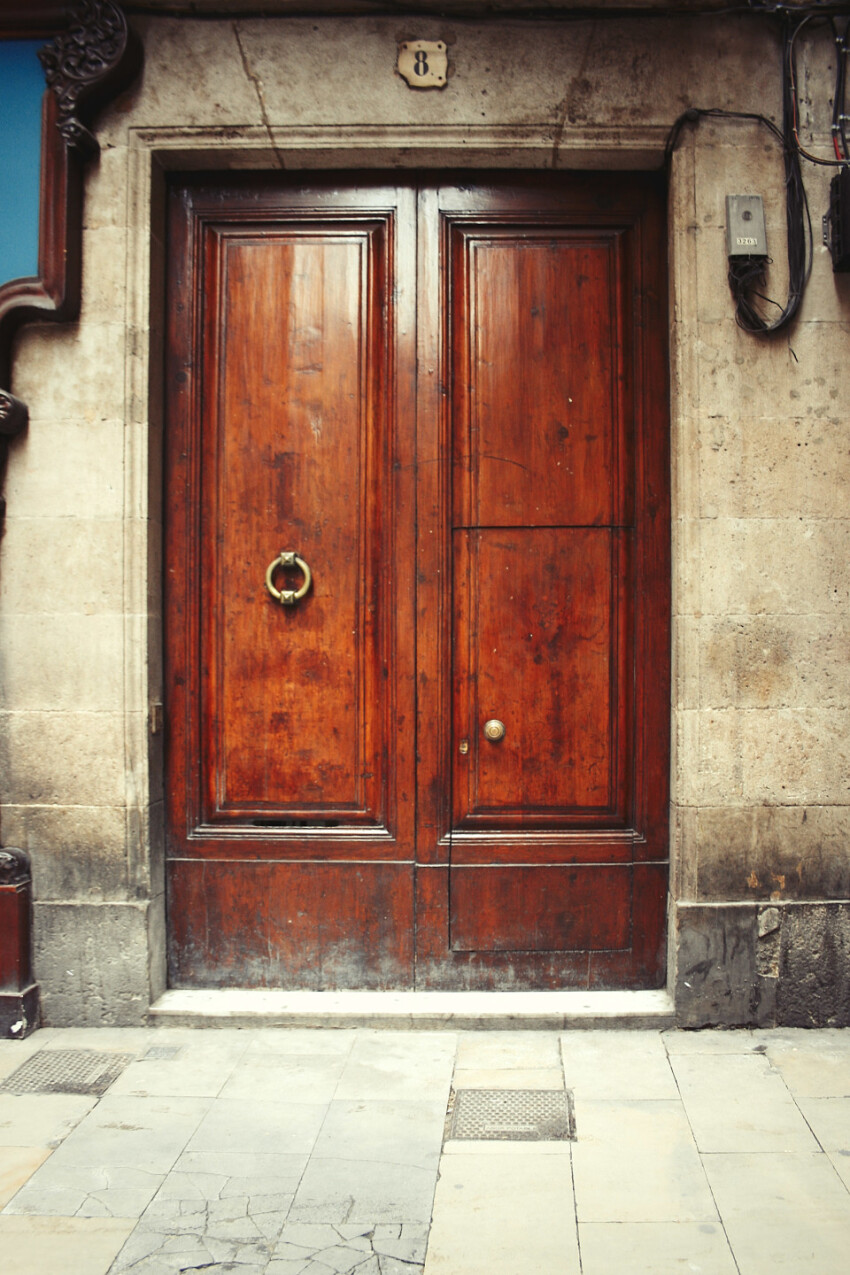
[2,8,849,1025]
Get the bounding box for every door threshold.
[148,988,675,1031]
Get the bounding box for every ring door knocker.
[264,550,312,606]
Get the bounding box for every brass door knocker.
[264,551,312,606]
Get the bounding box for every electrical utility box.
[726,195,768,257]
[823,168,850,273]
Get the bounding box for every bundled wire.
[787,14,850,166]
[832,17,850,162]
[665,16,822,336]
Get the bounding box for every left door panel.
[164,179,417,988]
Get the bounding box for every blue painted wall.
[0,40,45,285]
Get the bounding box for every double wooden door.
[164,173,670,990]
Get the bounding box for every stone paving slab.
[0,1092,97,1147]
[423,1150,579,1274]
[670,1051,822,1153]
[289,1156,439,1224]
[42,1094,213,1173]
[579,1220,738,1274]
[221,1052,349,1105]
[0,1146,51,1208]
[560,1028,680,1100]
[0,1214,135,1275]
[703,1151,850,1273]
[185,1097,328,1158]
[4,1161,165,1218]
[571,1099,719,1223]
[332,1032,456,1103]
[764,1043,850,1097]
[268,1222,428,1275]
[312,1099,446,1170]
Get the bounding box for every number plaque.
[397,41,448,90]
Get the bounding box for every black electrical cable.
[787,15,850,167]
[832,18,850,162]
[666,19,814,336]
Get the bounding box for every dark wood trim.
[0,4,71,38]
[0,1,142,524]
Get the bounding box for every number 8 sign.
[397,41,448,90]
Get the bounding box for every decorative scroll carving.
[0,2,142,532]
[39,1,137,159]
[0,847,31,885]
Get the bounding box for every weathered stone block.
[699,415,850,521]
[674,709,744,806]
[0,615,125,713]
[83,143,130,232]
[12,322,128,424]
[4,418,124,519]
[674,901,850,1027]
[777,904,850,1028]
[0,712,125,808]
[698,518,850,617]
[0,805,128,902]
[673,902,770,1028]
[33,901,152,1027]
[694,805,850,902]
[738,709,850,805]
[697,615,850,710]
[0,518,125,616]
[97,16,264,144]
[80,227,129,323]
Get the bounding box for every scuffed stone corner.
[777,903,850,1027]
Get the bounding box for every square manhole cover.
[0,1049,133,1096]
[447,1089,576,1142]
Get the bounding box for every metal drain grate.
[0,1049,133,1096]
[447,1089,576,1142]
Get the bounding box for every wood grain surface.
[164,173,669,990]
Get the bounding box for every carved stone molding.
[0,2,142,528]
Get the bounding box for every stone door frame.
[126,123,690,1001]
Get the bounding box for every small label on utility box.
[726,195,767,257]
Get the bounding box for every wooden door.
[164,174,669,990]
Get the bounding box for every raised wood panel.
[450,865,631,953]
[168,860,414,990]
[452,229,629,529]
[202,226,381,822]
[452,527,629,825]
[414,864,591,990]
[165,180,417,874]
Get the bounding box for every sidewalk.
[1,1024,849,1274]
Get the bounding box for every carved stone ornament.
[0,847,32,885]
[38,1,137,158]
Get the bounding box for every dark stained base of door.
[167,860,667,990]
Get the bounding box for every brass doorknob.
[483,719,506,742]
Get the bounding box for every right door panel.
[415,175,670,988]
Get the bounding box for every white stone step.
[148,988,675,1031]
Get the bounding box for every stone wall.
[1,11,848,1025]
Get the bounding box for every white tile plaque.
[398,40,448,89]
